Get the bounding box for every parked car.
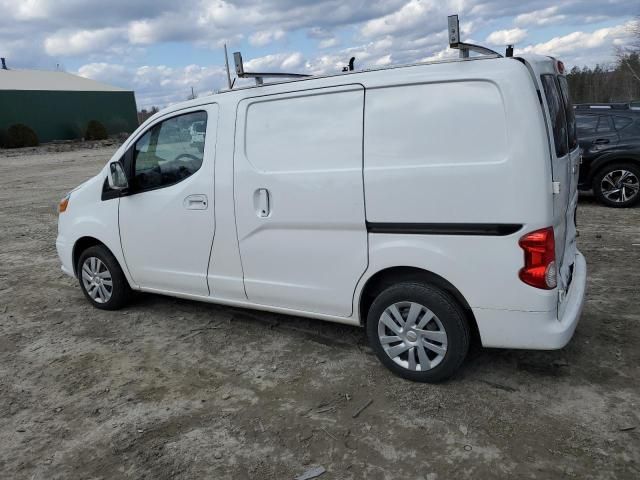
[575,104,640,207]
[57,52,586,382]
[189,120,206,144]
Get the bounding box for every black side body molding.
[366,222,522,236]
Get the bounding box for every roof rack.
[220,14,503,91]
[232,51,311,86]
[574,103,632,110]
[447,15,502,58]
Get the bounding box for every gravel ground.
[0,144,639,480]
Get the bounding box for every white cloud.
[374,54,393,66]
[515,6,566,27]
[244,52,304,72]
[77,62,127,79]
[249,29,285,47]
[486,28,527,46]
[519,21,634,57]
[5,0,50,20]
[419,47,457,63]
[128,20,155,45]
[44,28,124,56]
[78,61,228,108]
[319,37,340,49]
[361,0,433,38]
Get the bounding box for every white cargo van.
[56,44,586,382]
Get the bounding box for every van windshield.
[541,74,569,157]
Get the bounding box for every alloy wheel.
[600,169,640,203]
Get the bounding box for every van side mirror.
[107,161,129,190]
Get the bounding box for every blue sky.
[1,1,637,108]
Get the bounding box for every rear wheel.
[593,162,640,208]
[366,282,470,382]
[77,245,130,310]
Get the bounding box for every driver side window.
[133,110,207,191]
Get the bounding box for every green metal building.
[0,67,138,143]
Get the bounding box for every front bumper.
[56,235,75,278]
[474,250,587,349]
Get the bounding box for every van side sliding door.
[233,85,367,317]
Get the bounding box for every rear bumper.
[474,250,587,349]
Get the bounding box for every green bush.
[5,124,39,148]
[85,120,108,140]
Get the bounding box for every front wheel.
[593,162,640,208]
[366,282,470,383]
[77,245,131,310]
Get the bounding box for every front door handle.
[184,194,208,210]
[593,138,610,145]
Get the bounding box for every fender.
[587,149,640,183]
[64,171,138,289]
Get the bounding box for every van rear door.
[526,58,580,315]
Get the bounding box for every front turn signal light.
[58,194,70,213]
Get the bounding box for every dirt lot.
[0,144,639,480]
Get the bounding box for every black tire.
[77,245,131,310]
[366,282,470,383]
[592,162,640,208]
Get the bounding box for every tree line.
[566,52,640,104]
[567,17,639,104]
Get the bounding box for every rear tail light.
[518,227,557,289]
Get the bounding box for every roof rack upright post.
[447,15,502,58]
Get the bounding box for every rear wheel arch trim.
[357,266,480,342]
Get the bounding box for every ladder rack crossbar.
[233,51,311,85]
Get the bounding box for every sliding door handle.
[255,188,270,217]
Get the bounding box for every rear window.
[613,116,633,131]
[557,76,577,149]
[597,116,612,133]
[576,114,598,135]
[541,74,569,157]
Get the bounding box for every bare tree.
[632,14,640,52]
[615,15,640,84]
[137,106,159,124]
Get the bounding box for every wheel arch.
[589,155,640,184]
[72,236,112,277]
[357,266,480,343]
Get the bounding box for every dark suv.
[575,104,640,207]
